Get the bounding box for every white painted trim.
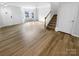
[71,34,79,37]
[55,27,79,37]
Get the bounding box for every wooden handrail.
[44,11,51,29]
[45,11,51,20]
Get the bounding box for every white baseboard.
[71,34,79,37]
[55,27,79,37]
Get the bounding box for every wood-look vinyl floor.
[0,22,79,56]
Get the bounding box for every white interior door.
[72,19,79,37]
[56,3,78,34]
[72,8,79,37]
[1,7,12,26]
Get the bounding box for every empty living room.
[0,2,79,56]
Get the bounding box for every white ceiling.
[0,2,52,7]
[0,2,79,8]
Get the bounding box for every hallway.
[0,22,79,56]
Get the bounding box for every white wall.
[0,13,3,28]
[55,3,79,36]
[0,6,23,28]
[51,2,60,14]
[37,3,51,22]
[10,6,23,25]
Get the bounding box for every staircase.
[47,15,57,30]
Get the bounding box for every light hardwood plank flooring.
[0,21,79,56]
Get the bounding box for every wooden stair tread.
[47,15,57,30]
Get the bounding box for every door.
[72,19,79,37]
[72,8,79,37]
[56,3,78,34]
[1,7,12,26]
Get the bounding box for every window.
[25,11,29,18]
[32,12,34,18]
